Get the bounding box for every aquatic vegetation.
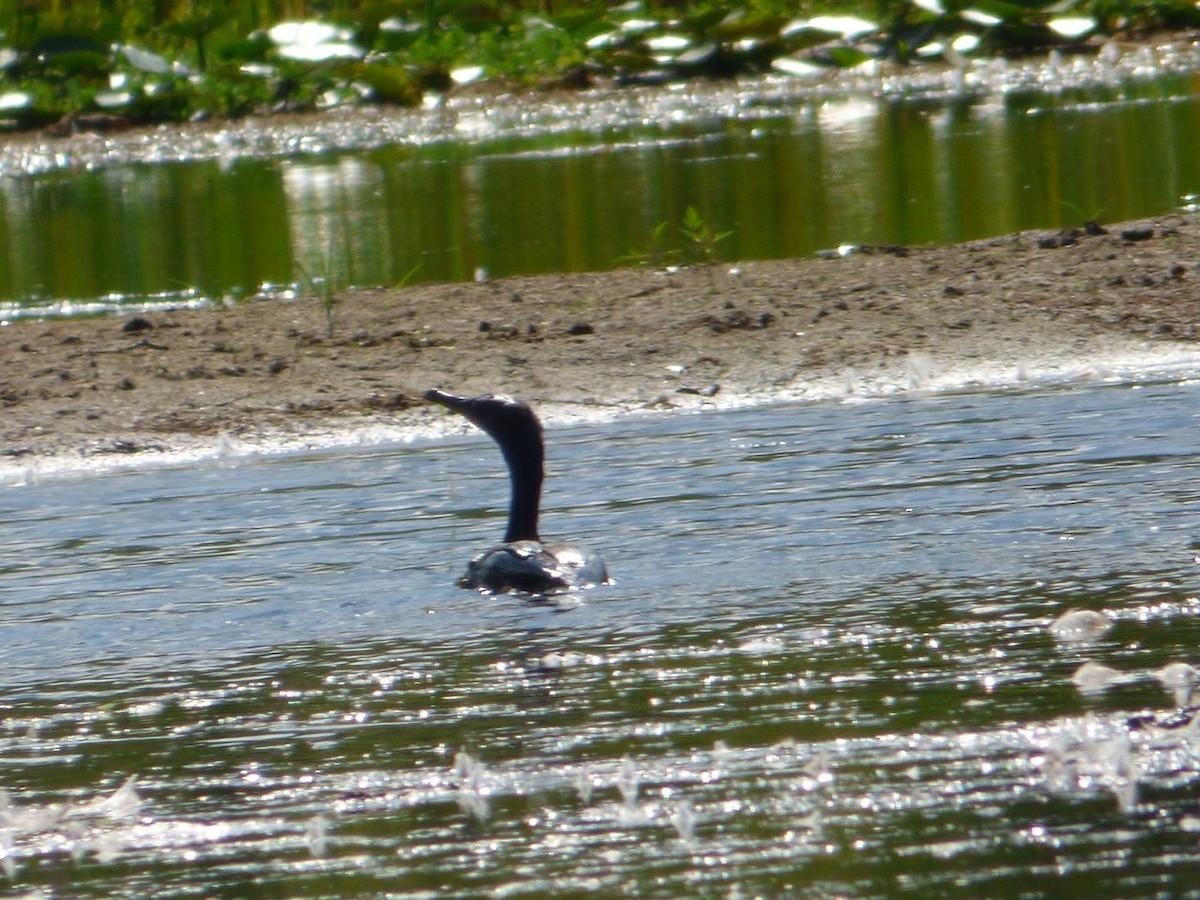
[3,0,1200,130]
[624,205,733,268]
[681,205,734,266]
[293,202,358,337]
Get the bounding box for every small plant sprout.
[680,205,732,265]
[294,232,342,338]
[622,207,733,270]
[394,261,423,290]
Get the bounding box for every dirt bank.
[2,212,1199,469]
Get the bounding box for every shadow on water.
[0,377,1199,894]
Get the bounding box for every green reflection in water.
[3,79,1200,308]
[0,161,294,302]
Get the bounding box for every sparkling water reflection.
[2,377,1200,895]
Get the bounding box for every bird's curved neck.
[501,443,543,543]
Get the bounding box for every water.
[4,72,1200,312]
[3,375,1200,895]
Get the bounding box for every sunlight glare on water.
[1,377,1200,895]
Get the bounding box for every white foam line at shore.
[731,341,1200,410]
[4,341,1200,486]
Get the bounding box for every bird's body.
[461,539,608,594]
[426,389,609,595]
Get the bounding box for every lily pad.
[450,65,485,85]
[961,8,1004,27]
[269,20,364,61]
[551,8,608,33]
[121,45,171,75]
[240,63,276,79]
[676,42,718,67]
[617,18,659,35]
[784,15,879,41]
[685,8,734,35]
[827,46,874,68]
[952,33,981,53]
[911,0,948,15]
[268,21,343,47]
[354,62,420,105]
[607,49,658,71]
[771,56,825,77]
[31,34,106,58]
[94,90,133,109]
[963,0,1028,26]
[1048,16,1096,39]
[277,42,363,62]
[377,18,424,51]
[712,12,788,42]
[0,91,33,111]
[645,34,691,53]
[585,30,624,51]
[37,46,111,77]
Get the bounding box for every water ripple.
[1,379,1199,893]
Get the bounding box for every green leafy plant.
[193,62,273,119]
[622,207,734,268]
[3,0,1200,134]
[1061,198,1106,228]
[394,261,424,289]
[680,205,733,265]
[295,256,340,339]
[620,220,679,268]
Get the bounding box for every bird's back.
[462,540,608,595]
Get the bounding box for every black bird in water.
[426,389,610,595]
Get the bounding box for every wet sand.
[2,212,1200,476]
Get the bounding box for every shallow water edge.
[2,362,1199,897]
[5,338,1200,485]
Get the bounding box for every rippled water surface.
[3,376,1200,895]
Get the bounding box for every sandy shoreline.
[3,212,1200,481]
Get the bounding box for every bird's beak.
[426,389,468,413]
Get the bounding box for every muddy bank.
[2,212,1199,472]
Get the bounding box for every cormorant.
[426,389,610,595]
